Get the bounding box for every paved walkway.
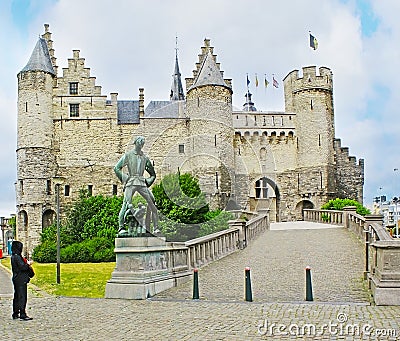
[0,222,399,340]
[157,222,370,303]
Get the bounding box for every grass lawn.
[0,257,115,298]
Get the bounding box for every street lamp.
[53,177,64,284]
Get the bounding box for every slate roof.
[145,100,183,118]
[170,52,185,100]
[21,38,55,75]
[189,51,229,90]
[117,100,140,124]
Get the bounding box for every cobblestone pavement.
[157,222,370,303]
[0,223,399,340]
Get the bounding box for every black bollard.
[193,268,199,299]
[245,267,253,302]
[305,266,313,301]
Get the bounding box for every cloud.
[1,0,399,215]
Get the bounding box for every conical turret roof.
[190,51,227,89]
[21,37,55,75]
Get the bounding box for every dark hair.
[11,241,23,255]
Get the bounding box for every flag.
[273,77,279,88]
[309,33,318,50]
[246,75,250,87]
[264,75,269,88]
[255,74,259,87]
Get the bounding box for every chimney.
[110,92,118,106]
[139,88,144,117]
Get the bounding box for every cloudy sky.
[0,0,398,216]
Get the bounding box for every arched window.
[42,210,56,232]
[255,177,268,198]
[19,210,28,231]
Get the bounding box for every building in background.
[16,25,364,253]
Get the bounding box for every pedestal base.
[105,237,191,299]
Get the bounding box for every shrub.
[199,210,234,237]
[61,237,114,263]
[32,240,57,263]
[321,198,371,216]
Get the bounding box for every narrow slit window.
[65,185,70,196]
[46,180,51,195]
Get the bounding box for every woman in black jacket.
[11,240,33,320]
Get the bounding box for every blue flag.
[246,75,250,87]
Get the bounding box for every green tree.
[152,173,209,224]
[8,215,16,236]
[321,198,371,216]
[152,172,233,241]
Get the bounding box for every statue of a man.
[114,136,159,234]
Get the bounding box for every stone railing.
[106,212,270,299]
[185,213,269,269]
[184,227,240,269]
[304,207,400,305]
[303,208,343,225]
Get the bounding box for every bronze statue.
[122,203,147,237]
[114,136,159,236]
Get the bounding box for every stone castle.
[16,24,364,253]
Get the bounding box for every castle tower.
[184,39,235,207]
[16,25,57,254]
[170,42,185,101]
[283,66,336,197]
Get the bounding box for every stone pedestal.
[105,237,191,299]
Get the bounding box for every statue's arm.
[114,155,126,183]
[145,158,156,187]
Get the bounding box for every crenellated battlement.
[283,66,333,95]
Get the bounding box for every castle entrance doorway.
[252,177,281,222]
[295,200,314,220]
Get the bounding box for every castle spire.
[242,89,257,111]
[20,37,55,76]
[170,37,185,100]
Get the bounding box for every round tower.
[184,39,235,208]
[283,66,334,166]
[16,31,57,254]
[283,66,336,202]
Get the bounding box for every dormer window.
[69,82,78,95]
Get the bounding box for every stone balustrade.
[106,212,269,299]
[303,207,400,305]
[185,228,240,268]
[303,208,343,225]
[185,213,269,268]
